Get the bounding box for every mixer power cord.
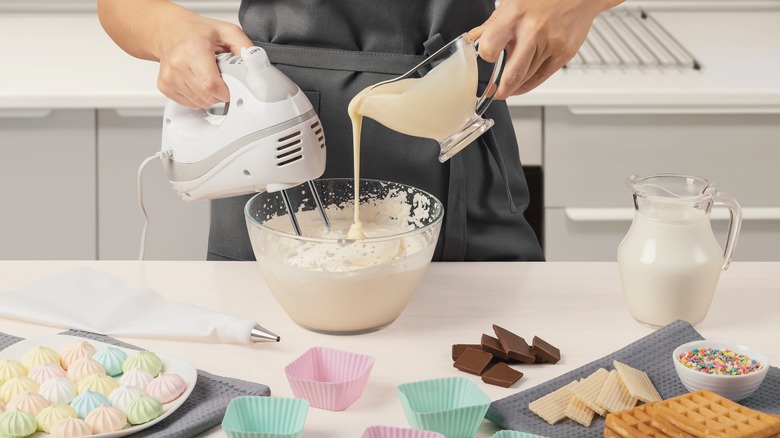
[136,151,172,261]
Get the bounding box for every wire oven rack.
[568,9,700,70]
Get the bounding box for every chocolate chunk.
[453,347,493,376]
[493,324,535,363]
[452,344,482,361]
[481,334,509,360]
[481,362,524,388]
[532,336,561,364]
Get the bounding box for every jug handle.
[715,192,742,270]
[474,40,505,117]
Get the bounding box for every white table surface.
[0,261,777,437]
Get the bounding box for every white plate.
[0,334,198,438]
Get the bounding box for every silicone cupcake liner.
[284,347,375,411]
[397,376,491,438]
[222,396,308,438]
[362,425,446,438]
[492,431,547,438]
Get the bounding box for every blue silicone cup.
[222,396,309,438]
[397,376,491,438]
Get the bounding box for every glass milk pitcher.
[617,174,742,327]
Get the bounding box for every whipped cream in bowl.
[245,179,443,334]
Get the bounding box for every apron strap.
[481,131,519,214]
[441,153,468,261]
[423,33,446,56]
[253,41,426,76]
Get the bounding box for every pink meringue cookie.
[66,358,105,384]
[27,363,67,385]
[7,391,50,416]
[146,373,187,404]
[59,341,97,371]
[84,404,127,434]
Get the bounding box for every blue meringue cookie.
[93,347,128,377]
[70,389,111,419]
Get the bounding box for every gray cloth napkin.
[0,330,271,438]
[485,320,780,438]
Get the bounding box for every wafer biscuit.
[651,389,780,438]
[605,403,674,438]
[571,367,610,416]
[566,395,596,427]
[613,360,662,403]
[528,381,577,425]
[597,369,639,414]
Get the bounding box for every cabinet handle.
[0,109,53,118]
[564,207,780,222]
[566,106,780,115]
[115,108,164,118]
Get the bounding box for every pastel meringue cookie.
[22,345,60,370]
[146,373,187,404]
[70,389,110,419]
[84,404,127,434]
[59,341,97,371]
[6,392,50,416]
[118,368,154,391]
[122,351,163,377]
[0,377,39,404]
[77,373,119,397]
[49,417,92,438]
[0,360,28,386]
[39,377,77,405]
[66,357,105,384]
[108,385,143,411]
[35,403,77,433]
[27,363,67,385]
[0,399,5,414]
[124,395,163,425]
[92,347,127,377]
[0,408,37,438]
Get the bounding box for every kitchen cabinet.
[543,106,780,261]
[97,109,210,260]
[0,109,96,260]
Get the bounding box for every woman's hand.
[155,13,253,108]
[470,0,623,99]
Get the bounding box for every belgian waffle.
[604,390,780,438]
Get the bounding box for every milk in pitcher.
[617,207,724,327]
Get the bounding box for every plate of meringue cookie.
[0,334,198,438]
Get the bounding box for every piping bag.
[0,267,279,343]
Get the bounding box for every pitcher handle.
[474,39,505,117]
[715,192,742,270]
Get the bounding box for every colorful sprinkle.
[678,348,763,376]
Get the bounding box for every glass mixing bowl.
[245,178,443,335]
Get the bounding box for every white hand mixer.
[138,46,330,259]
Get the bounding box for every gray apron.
[208,0,544,262]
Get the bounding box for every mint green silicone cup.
[397,377,491,438]
[222,396,309,438]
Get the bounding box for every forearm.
[97,0,195,61]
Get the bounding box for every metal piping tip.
[250,324,281,342]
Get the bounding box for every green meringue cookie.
[0,409,37,438]
[124,395,163,425]
[122,351,163,377]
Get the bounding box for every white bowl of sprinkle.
[673,340,770,401]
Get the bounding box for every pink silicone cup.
[284,346,375,411]
[361,425,445,438]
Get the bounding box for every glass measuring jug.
[349,33,504,162]
[617,174,742,327]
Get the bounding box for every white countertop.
[0,260,778,437]
[1,5,779,110]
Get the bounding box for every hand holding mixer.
[139,46,331,259]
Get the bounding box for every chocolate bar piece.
[493,324,535,363]
[452,344,482,361]
[481,334,510,360]
[453,347,493,376]
[481,362,524,388]
[532,336,561,364]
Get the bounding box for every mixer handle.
[474,40,505,117]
